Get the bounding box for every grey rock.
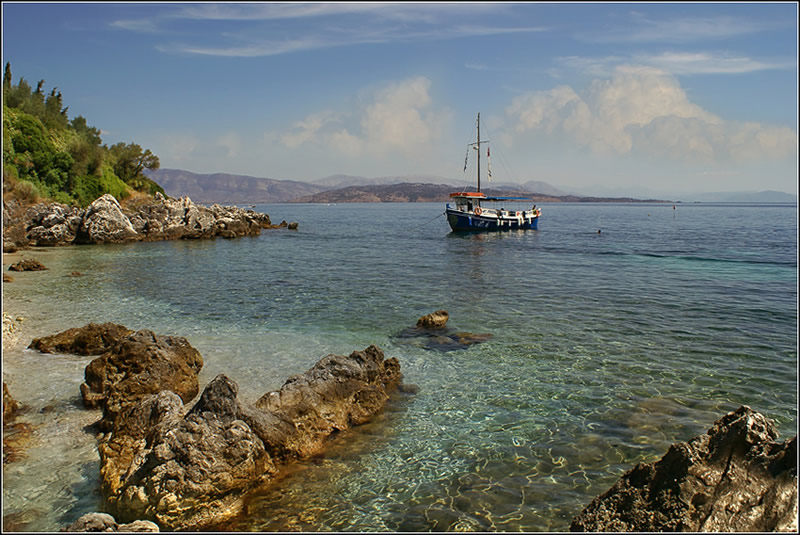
[570,405,798,532]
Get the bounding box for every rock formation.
[3,192,298,249]
[29,324,203,432]
[570,405,798,532]
[8,258,47,271]
[394,310,493,351]
[101,345,403,530]
[29,324,405,531]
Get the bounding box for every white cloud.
[280,111,339,148]
[328,129,362,157]
[505,65,797,163]
[276,76,450,160]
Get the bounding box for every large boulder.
[102,345,404,530]
[570,406,798,532]
[81,330,204,428]
[24,202,83,246]
[28,324,203,431]
[76,194,139,244]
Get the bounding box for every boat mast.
[476,113,481,193]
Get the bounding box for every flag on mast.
[487,145,492,181]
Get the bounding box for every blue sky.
[2,2,797,197]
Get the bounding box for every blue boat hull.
[446,208,539,232]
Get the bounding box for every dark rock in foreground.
[570,405,798,532]
[394,309,493,351]
[101,344,404,530]
[29,324,204,432]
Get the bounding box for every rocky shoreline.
[3,192,297,251]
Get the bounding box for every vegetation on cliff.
[2,62,163,207]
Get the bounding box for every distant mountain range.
[288,182,658,204]
[146,169,326,203]
[147,168,795,204]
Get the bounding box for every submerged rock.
[570,405,798,532]
[395,310,492,351]
[102,345,404,531]
[8,258,47,271]
[3,382,20,425]
[61,512,159,532]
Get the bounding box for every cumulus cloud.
[280,111,339,148]
[277,76,449,159]
[505,65,797,163]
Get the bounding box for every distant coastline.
[147,168,795,205]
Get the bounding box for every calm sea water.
[2,202,797,532]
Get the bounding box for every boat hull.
[446,208,539,232]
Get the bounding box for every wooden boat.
[445,113,541,232]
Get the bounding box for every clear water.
[2,202,797,532]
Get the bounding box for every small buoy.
[597,229,601,234]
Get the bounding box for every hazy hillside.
[287,182,653,203]
[147,169,327,203]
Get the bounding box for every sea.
[2,201,797,532]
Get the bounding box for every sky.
[2,1,798,198]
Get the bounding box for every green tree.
[109,142,160,182]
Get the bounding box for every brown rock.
[29,322,133,355]
[416,309,449,329]
[570,406,798,532]
[8,258,47,271]
[3,382,20,425]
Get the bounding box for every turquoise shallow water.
[2,201,797,531]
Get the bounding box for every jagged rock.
[25,202,83,245]
[417,309,450,329]
[570,406,798,532]
[3,192,286,249]
[8,258,47,271]
[80,330,204,428]
[102,345,404,531]
[76,194,139,244]
[61,512,159,532]
[28,324,203,431]
[29,322,133,355]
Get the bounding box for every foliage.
[2,62,165,206]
